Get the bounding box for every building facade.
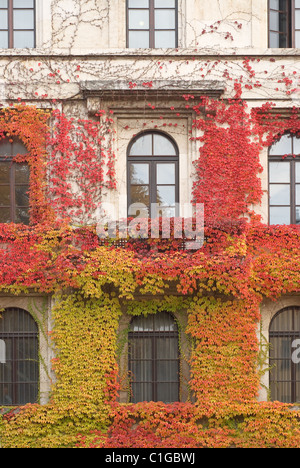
[0,0,300,448]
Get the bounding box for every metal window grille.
[128,312,180,403]
[269,306,300,403]
[0,307,39,406]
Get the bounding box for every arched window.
[128,312,180,403]
[0,308,39,406]
[0,138,30,224]
[127,131,179,218]
[269,133,300,225]
[269,306,300,403]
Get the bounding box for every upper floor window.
[127,0,178,48]
[269,134,300,225]
[127,131,179,219]
[0,139,30,225]
[0,307,39,406]
[269,0,300,47]
[269,306,300,403]
[128,312,180,403]
[0,0,35,49]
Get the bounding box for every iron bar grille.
[128,312,179,403]
[0,307,39,406]
[270,306,300,403]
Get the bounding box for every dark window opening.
[270,306,300,403]
[0,307,39,406]
[128,312,180,403]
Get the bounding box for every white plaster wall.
[31,0,270,51]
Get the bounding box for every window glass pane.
[128,10,149,29]
[270,0,279,8]
[269,31,280,47]
[130,163,149,184]
[157,360,178,382]
[0,11,7,29]
[155,10,175,29]
[295,31,300,48]
[15,164,29,184]
[130,337,152,359]
[13,31,34,48]
[294,309,300,330]
[0,185,10,205]
[131,383,152,403]
[0,141,12,156]
[156,338,178,359]
[130,315,154,332]
[0,0,7,7]
[157,186,176,206]
[15,207,29,224]
[270,206,291,224]
[128,0,149,7]
[296,207,300,224]
[157,382,178,402]
[129,134,152,156]
[13,10,34,29]
[295,10,300,29]
[157,206,176,217]
[128,30,149,48]
[270,308,293,332]
[0,207,10,223]
[0,163,10,183]
[270,11,279,30]
[0,31,8,48]
[12,141,27,156]
[13,0,34,7]
[269,161,290,183]
[155,0,175,6]
[270,184,290,205]
[296,0,300,7]
[155,30,176,47]
[130,185,149,206]
[154,312,177,331]
[153,134,176,155]
[294,137,300,155]
[269,135,292,155]
[15,186,29,207]
[296,185,300,205]
[157,163,175,184]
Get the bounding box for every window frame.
[269,0,300,47]
[126,0,178,49]
[128,312,180,403]
[268,134,300,226]
[127,131,180,219]
[0,0,36,49]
